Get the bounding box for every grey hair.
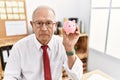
[32,6,56,20]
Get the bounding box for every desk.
[80,69,114,80]
[0,36,27,79]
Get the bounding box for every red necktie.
[41,45,52,80]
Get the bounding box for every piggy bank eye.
[68,25,71,27]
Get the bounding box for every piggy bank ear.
[72,20,76,23]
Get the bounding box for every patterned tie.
[41,45,52,80]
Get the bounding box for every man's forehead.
[33,8,55,20]
[37,9,53,15]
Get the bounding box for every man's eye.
[37,22,42,25]
[46,22,52,25]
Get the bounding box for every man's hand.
[63,26,80,52]
[63,25,80,69]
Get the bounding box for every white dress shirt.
[4,34,83,80]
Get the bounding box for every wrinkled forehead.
[32,7,56,21]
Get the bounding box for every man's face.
[31,8,56,45]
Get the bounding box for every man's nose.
[41,24,47,31]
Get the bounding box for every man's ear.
[55,22,58,28]
[30,21,34,33]
[53,22,58,32]
[30,21,33,28]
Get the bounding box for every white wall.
[25,0,91,34]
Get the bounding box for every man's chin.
[40,35,49,39]
[40,36,50,41]
[40,38,50,45]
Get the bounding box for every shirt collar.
[33,34,54,50]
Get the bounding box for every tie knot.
[41,45,48,50]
